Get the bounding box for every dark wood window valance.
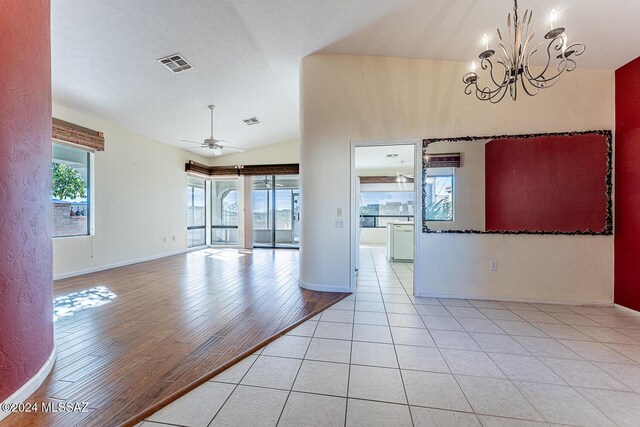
[425,153,460,168]
[185,161,216,177]
[360,176,414,184]
[236,163,299,176]
[52,118,105,151]
[185,161,299,177]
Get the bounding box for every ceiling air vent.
[386,154,399,158]
[243,117,260,126]
[158,54,193,73]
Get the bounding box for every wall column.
[615,57,640,311]
[0,0,55,406]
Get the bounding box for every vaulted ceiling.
[52,0,640,156]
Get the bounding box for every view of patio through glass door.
[211,179,238,245]
[252,175,300,248]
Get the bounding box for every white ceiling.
[52,0,640,157]
[355,145,415,171]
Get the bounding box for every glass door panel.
[187,176,206,247]
[252,175,300,248]
[292,192,300,244]
[252,176,274,247]
[211,179,238,245]
[274,175,299,248]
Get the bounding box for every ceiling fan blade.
[211,149,223,156]
[181,139,203,145]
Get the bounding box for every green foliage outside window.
[52,162,87,200]
[426,198,453,221]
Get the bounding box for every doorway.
[351,141,421,294]
[252,175,300,248]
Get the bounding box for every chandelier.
[463,0,586,103]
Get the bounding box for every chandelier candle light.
[463,0,586,103]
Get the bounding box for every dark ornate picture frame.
[422,130,613,235]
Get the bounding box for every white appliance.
[386,222,414,261]
[355,177,361,276]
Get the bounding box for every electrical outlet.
[163,237,166,243]
[335,219,345,228]
[490,261,498,272]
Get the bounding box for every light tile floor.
[143,246,640,427]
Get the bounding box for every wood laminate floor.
[3,248,347,427]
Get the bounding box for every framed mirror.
[422,130,612,235]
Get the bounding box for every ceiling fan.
[261,176,283,188]
[181,105,245,156]
[396,160,414,183]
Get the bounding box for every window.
[360,191,414,228]
[52,143,91,237]
[187,176,206,247]
[211,179,238,245]
[425,175,454,221]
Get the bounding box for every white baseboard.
[614,304,640,316]
[0,346,56,422]
[53,246,207,280]
[299,279,351,293]
[416,291,613,307]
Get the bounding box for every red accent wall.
[0,1,53,401]
[615,57,640,311]
[485,135,608,232]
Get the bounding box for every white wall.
[300,54,614,303]
[210,139,299,166]
[52,104,209,278]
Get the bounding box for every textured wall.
[485,134,608,232]
[0,0,54,401]
[615,57,640,311]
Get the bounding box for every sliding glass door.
[252,175,300,248]
[211,179,238,245]
[187,176,206,247]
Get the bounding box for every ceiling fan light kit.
[181,105,246,156]
[396,160,413,183]
[463,0,586,103]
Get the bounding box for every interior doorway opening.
[351,142,419,295]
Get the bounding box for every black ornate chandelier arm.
[463,74,510,103]
[523,37,585,89]
[520,71,541,96]
[525,36,566,79]
[463,56,513,102]
[483,57,511,88]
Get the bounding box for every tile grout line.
[273,319,318,426]
[343,248,371,427]
[203,349,263,427]
[372,247,416,426]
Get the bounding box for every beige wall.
[52,104,209,278]
[210,139,299,166]
[300,53,614,303]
